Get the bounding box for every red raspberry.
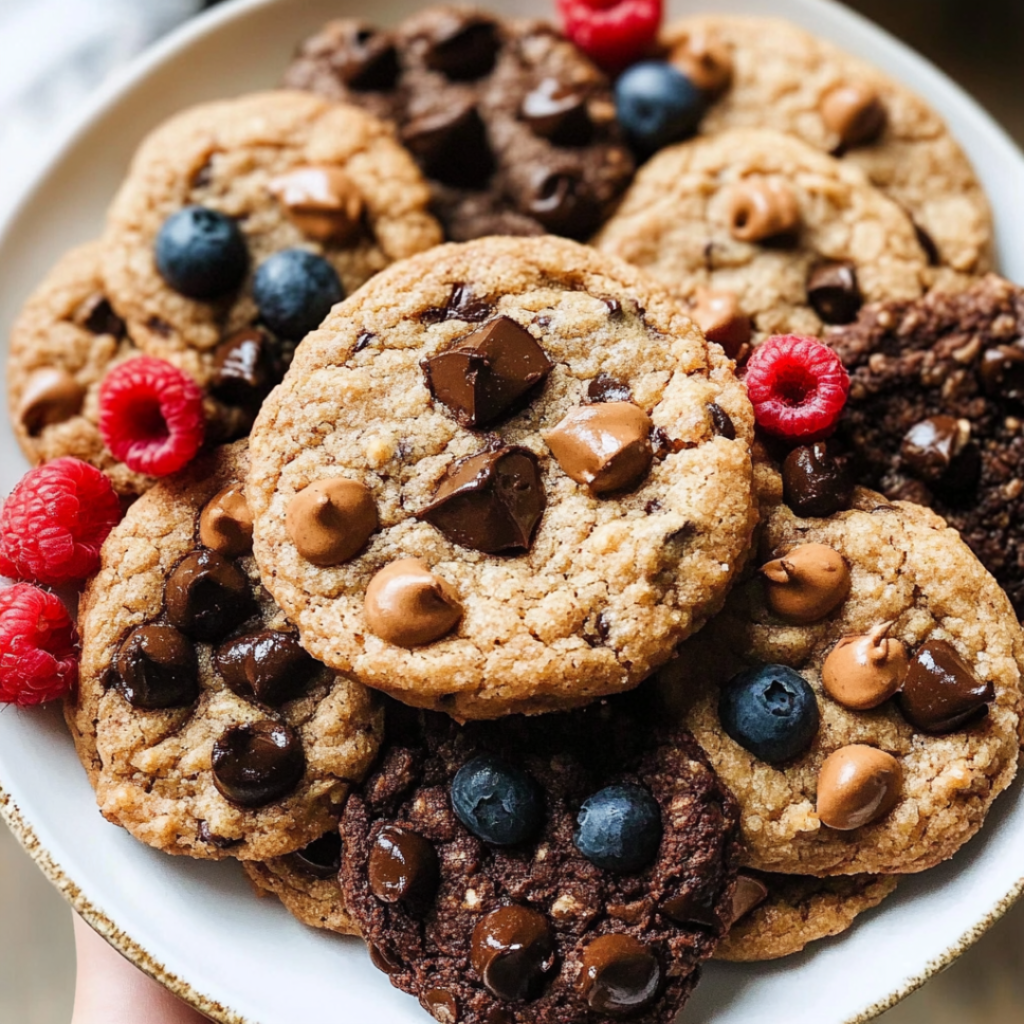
[0,584,78,706]
[557,0,663,73]
[0,458,121,586]
[745,335,850,443]
[99,356,205,476]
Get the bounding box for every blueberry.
[155,205,248,300]
[451,754,543,846]
[574,783,662,873]
[614,61,706,156]
[719,665,820,764]
[253,249,345,342]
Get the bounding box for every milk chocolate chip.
[782,442,854,518]
[268,166,364,244]
[816,745,902,830]
[215,630,319,706]
[822,623,909,711]
[668,28,733,95]
[690,288,751,359]
[199,484,254,557]
[417,446,545,553]
[730,875,769,923]
[900,416,980,492]
[18,368,86,435]
[761,544,850,624]
[470,906,555,1003]
[727,180,800,243]
[807,262,862,324]
[369,825,439,905]
[820,83,887,150]
[211,721,305,808]
[577,935,661,1016]
[292,830,342,879]
[980,345,1024,401]
[899,640,994,733]
[544,402,654,495]
[364,559,462,647]
[164,550,255,641]
[286,478,378,566]
[521,78,591,144]
[114,625,199,709]
[421,316,552,428]
[212,328,279,406]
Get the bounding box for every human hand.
[71,914,210,1024]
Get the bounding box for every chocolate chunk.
[368,825,440,905]
[401,99,494,187]
[587,374,632,404]
[215,630,320,706]
[164,550,255,641]
[708,402,736,440]
[212,327,278,406]
[899,639,995,733]
[731,875,770,922]
[421,316,552,427]
[521,78,591,145]
[421,989,458,1022]
[76,295,126,338]
[661,888,722,928]
[417,446,545,553]
[422,14,499,80]
[577,934,661,1015]
[470,906,556,1002]
[370,943,401,975]
[980,345,1024,402]
[292,830,342,878]
[268,166,364,244]
[355,330,376,352]
[211,721,306,807]
[807,262,863,325]
[900,415,981,492]
[782,442,854,518]
[18,368,86,435]
[524,165,599,238]
[196,821,239,849]
[421,282,495,325]
[114,625,199,710]
[337,26,400,91]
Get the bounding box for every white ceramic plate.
[1,1,1023,1022]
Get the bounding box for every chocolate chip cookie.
[247,235,758,719]
[340,693,740,1024]
[830,276,1024,619]
[660,15,993,274]
[594,129,929,344]
[7,242,249,497]
[659,484,1023,876]
[283,6,634,241]
[101,90,442,371]
[67,441,384,860]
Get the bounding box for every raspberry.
[745,335,850,443]
[99,356,205,476]
[0,458,121,586]
[557,0,663,74]
[0,584,78,706]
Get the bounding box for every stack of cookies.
[3,4,1024,1023]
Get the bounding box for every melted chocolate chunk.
[369,825,440,905]
[164,550,255,641]
[418,446,545,553]
[212,327,279,406]
[523,164,599,238]
[292,830,343,878]
[708,402,736,440]
[807,262,862,325]
[421,316,552,427]
[114,624,199,710]
[470,905,556,1002]
[587,374,632,404]
[578,935,662,1015]
[521,78,591,145]
[782,442,854,518]
[402,100,494,188]
[900,416,981,493]
[899,639,995,733]
[211,721,306,808]
[215,629,320,706]
[980,345,1024,402]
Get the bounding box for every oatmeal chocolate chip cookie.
[714,871,898,962]
[340,693,740,1024]
[659,15,993,274]
[247,235,758,719]
[659,486,1023,876]
[283,6,635,241]
[7,242,251,497]
[830,276,1024,619]
[101,90,442,368]
[67,441,384,860]
[594,129,929,344]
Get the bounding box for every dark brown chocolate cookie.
[284,6,635,241]
[340,694,741,1024]
[830,275,1024,616]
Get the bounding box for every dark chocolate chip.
[164,550,255,641]
[421,990,459,1022]
[577,934,661,1015]
[211,721,305,807]
[587,374,632,404]
[807,262,862,325]
[422,15,499,80]
[292,830,342,878]
[146,315,173,338]
[369,944,401,975]
[782,442,854,518]
[401,100,493,187]
[651,427,685,459]
[980,345,1024,403]
[355,330,376,352]
[900,416,981,492]
[470,905,556,1003]
[708,402,736,440]
[215,630,320,706]
[661,888,722,928]
[196,820,239,849]
[899,639,994,733]
[421,282,494,325]
[524,165,599,238]
[335,25,400,90]
[914,222,941,266]
[421,316,552,427]
[368,824,440,904]
[212,327,279,406]
[76,295,126,338]
[418,446,545,553]
[601,296,624,318]
[114,624,199,710]
[521,77,591,145]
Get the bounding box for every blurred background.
[1,0,1023,1021]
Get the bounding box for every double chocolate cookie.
[68,442,384,859]
[340,694,740,1024]
[284,6,634,241]
[247,236,758,719]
